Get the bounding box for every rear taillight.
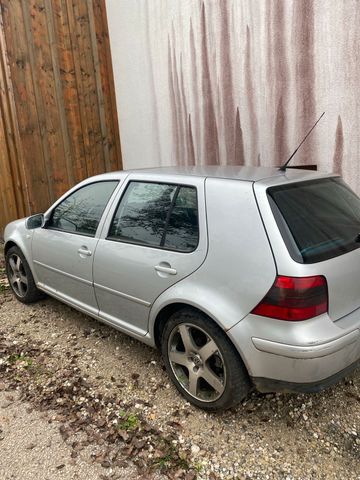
[251,275,328,321]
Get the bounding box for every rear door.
[256,176,360,321]
[93,175,207,336]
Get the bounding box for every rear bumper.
[227,311,360,390]
[252,357,360,394]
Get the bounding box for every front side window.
[49,181,118,236]
[108,181,199,252]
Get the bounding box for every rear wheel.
[161,308,250,411]
[5,246,44,304]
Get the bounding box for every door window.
[163,186,199,251]
[108,182,199,252]
[48,181,118,236]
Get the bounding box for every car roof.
[92,165,335,184]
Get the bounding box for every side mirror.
[25,213,45,230]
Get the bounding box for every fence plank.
[0,5,28,220]
[21,0,56,203]
[93,0,122,171]
[45,0,75,186]
[87,0,110,171]
[0,98,17,228]
[65,0,93,177]
[54,0,87,184]
[0,116,13,230]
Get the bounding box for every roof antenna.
[279,112,325,171]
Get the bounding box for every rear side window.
[163,186,198,251]
[108,182,199,252]
[268,178,360,263]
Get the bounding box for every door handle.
[78,246,92,257]
[154,264,177,275]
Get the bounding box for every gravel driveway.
[0,248,359,479]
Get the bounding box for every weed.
[117,410,139,431]
[153,441,190,471]
[0,282,9,293]
[8,353,33,367]
[194,461,205,473]
[154,453,173,470]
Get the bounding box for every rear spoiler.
[284,165,317,171]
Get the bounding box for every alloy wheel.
[7,254,28,298]
[167,323,226,402]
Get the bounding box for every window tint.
[268,178,360,263]
[49,181,118,236]
[109,182,199,252]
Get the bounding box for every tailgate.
[258,176,360,322]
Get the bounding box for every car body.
[4,166,360,410]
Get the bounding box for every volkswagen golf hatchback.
[4,166,360,410]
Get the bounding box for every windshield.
[268,177,360,263]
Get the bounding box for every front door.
[32,181,119,313]
[93,177,207,336]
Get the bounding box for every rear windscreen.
[268,177,360,263]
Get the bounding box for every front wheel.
[5,246,44,304]
[161,308,250,411]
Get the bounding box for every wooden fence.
[0,0,122,235]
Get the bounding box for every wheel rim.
[168,323,226,402]
[7,254,28,298]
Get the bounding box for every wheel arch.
[4,238,38,284]
[152,302,250,376]
[153,302,209,348]
[4,240,18,255]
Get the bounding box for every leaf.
[166,421,183,430]
[117,429,129,442]
[185,471,197,480]
[133,438,146,449]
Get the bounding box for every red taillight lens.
[251,275,328,321]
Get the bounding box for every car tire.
[161,308,250,411]
[5,246,45,304]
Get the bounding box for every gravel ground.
[0,246,359,479]
[0,390,140,480]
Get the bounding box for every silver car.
[4,166,360,410]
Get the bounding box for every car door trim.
[93,282,151,307]
[33,260,93,287]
